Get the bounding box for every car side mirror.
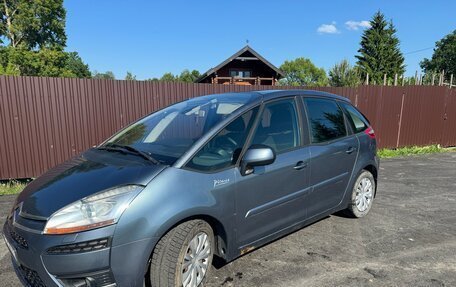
[240,145,276,176]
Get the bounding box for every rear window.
[341,103,369,133]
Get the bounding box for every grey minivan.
[3,90,378,287]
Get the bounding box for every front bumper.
[3,218,157,287]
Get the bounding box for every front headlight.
[44,185,143,235]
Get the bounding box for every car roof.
[199,90,350,105]
[253,89,350,103]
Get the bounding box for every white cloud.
[345,20,371,30]
[317,22,340,34]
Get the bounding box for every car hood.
[16,148,167,218]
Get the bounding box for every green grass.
[378,144,455,158]
[0,180,27,195]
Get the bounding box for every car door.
[234,97,311,248]
[303,97,359,219]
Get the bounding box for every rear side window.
[341,103,369,133]
[304,98,346,143]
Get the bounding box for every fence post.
[396,93,406,148]
[440,70,445,86]
[432,74,435,86]
[366,73,369,85]
[394,74,398,86]
[383,74,387,86]
[451,74,454,88]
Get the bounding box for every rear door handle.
[293,161,308,170]
[346,147,357,154]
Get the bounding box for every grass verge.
[0,180,28,196]
[378,144,455,158]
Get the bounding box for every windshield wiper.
[98,143,160,165]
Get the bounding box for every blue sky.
[65,0,456,80]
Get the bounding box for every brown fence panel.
[0,76,454,179]
[371,86,404,148]
[398,86,447,147]
[442,88,456,146]
[355,86,384,143]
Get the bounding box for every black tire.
[148,220,214,287]
[346,170,376,218]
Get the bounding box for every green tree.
[125,71,137,81]
[178,69,201,82]
[0,0,93,78]
[0,61,19,75]
[64,52,91,78]
[420,30,456,79]
[93,71,115,79]
[0,0,66,50]
[279,57,328,86]
[329,59,361,87]
[0,46,89,77]
[160,72,177,82]
[355,11,405,84]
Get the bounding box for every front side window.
[186,107,259,171]
[341,103,369,133]
[250,99,301,153]
[105,94,259,165]
[304,98,347,144]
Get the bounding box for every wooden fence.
[1,76,455,179]
[365,70,455,88]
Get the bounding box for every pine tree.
[356,12,405,84]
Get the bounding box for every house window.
[230,70,252,78]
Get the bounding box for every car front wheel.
[148,220,214,287]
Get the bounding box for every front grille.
[87,270,116,286]
[58,269,116,287]
[19,265,46,287]
[47,238,110,255]
[10,229,28,249]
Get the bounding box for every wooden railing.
[212,76,277,85]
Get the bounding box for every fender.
[114,167,237,260]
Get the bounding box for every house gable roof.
[196,45,285,83]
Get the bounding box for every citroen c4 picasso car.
[3,90,378,287]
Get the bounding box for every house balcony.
[211,76,277,86]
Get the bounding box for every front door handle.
[346,147,357,154]
[294,161,308,170]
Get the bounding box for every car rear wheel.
[346,170,375,218]
[148,220,214,287]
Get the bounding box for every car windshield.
[103,93,258,165]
